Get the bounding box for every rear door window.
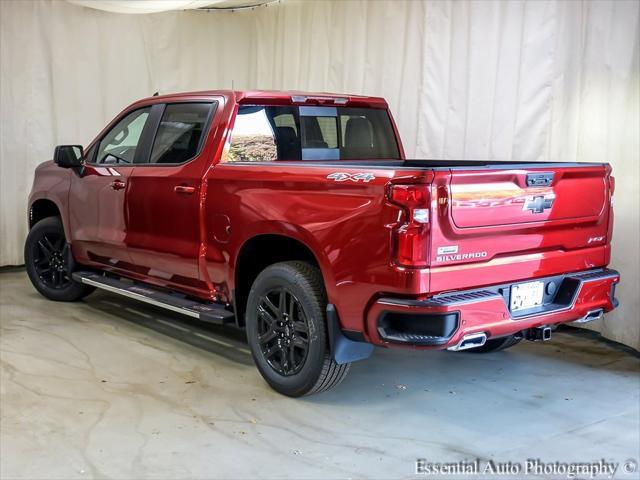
[225,105,399,162]
[148,103,213,164]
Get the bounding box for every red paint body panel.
[202,162,430,331]
[367,275,619,348]
[28,90,620,350]
[29,161,73,240]
[68,164,134,266]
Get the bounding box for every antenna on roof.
[231,79,234,91]
[152,91,159,96]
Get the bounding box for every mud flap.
[326,304,374,365]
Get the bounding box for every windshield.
[226,105,400,162]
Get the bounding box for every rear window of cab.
[224,105,400,162]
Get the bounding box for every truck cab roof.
[135,89,389,108]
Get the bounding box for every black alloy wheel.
[245,261,351,397]
[256,287,310,376]
[31,230,72,289]
[25,217,95,301]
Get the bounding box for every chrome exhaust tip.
[447,332,487,351]
[574,308,604,324]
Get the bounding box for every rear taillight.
[388,184,430,267]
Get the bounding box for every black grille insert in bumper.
[377,312,459,345]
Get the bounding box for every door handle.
[174,185,196,194]
[110,180,126,190]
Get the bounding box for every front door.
[125,101,217,295]
[69,106,152,269]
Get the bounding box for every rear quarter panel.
[203,162,430,331]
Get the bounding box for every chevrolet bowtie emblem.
[524,195,555,214]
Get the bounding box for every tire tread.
[283,261,350,396]
[24,216,94,302]
[246,260,351,396]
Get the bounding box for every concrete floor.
[1,269,638,480]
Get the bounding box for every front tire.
[24,217,95,302]
[245,261,350,397]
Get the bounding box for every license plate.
[510,281,544,312]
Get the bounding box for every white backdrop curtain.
[1,0,638,349]
[66,1,271,14]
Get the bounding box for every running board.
[72,272,235,325]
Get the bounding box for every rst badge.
[327,172,376,183]
[437,245,459,256]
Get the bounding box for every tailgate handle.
[526,172,554,187]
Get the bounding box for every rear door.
[429,164,612,292]
[125,101,217,295]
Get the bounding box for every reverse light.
[388,184,431,267]
[412,209,430,224]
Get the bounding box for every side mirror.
[54,145,83,168]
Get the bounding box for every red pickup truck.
[26,90,620,396]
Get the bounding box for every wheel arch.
[233,233,327,327]
[28,197,76,247]
[29,198,62,229]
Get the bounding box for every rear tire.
[24,217,95,302]
[464,334,522,353]
[245,261,350,397]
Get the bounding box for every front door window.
[95,107,151,164]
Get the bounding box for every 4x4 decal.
[327,172,376,183]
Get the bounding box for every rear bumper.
[366,268,620,349]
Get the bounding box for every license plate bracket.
[510,281,545,312]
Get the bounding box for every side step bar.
[73,272,235,325]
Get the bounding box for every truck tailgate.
[429,164,613,293]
